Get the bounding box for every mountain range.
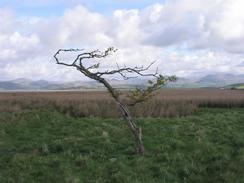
[0,73,244,90]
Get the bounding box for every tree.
[54,47,176,155]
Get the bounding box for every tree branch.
[53,47,177,155]
[54,47,177,106]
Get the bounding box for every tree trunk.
[117,102,145,155]
[98,78,145,155]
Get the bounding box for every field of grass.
[0,89,244,118]
[0,107,244,182]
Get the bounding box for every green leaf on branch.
[128,75,177,106]
[94,63,100,69]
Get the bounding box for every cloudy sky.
[0,0,244,81]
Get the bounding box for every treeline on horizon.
[0,89,244,118]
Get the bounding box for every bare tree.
[54,47,176,155]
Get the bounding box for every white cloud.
[111,9,142,47]
[0,1,244,81]
[209,0,244,41]
[58,6,110,46]
[9,32,40,50]
[139,0,244,54]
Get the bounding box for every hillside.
[224,83,244,90]
[0,73,244,90]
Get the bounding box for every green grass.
[224,83,244,90]
[236,85,244,89]
[0,108,244,183]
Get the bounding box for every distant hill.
[0,78,61,90]
[0,73,244,90]
[168,74,244,88]
[223,83,244,90]
[0,78,99,91]
[0,78,148,91]
[196,74,244,87]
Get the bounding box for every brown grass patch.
[0,89,243,117]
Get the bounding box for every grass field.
[0,89,244,118]
[0,107,244,182]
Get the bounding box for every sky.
[0,0,244,81]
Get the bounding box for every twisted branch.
[53,47,177,155]
[54,47,176,105]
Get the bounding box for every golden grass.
[0,89,243,117]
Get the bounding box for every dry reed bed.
[0,89,244,117]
